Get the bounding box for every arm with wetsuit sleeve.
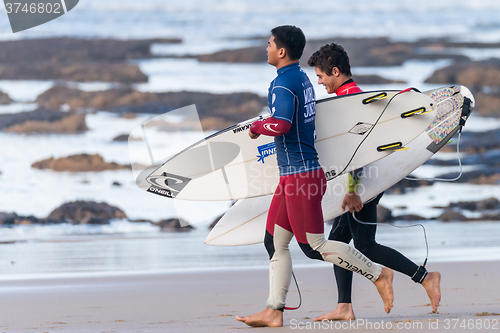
[343,168,364,212]
[347,168,363,193]
[250,117,291,136]
[250,85,295,137]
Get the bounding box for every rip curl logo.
[4,0,79,33]
[146,172,191,198]
[257,142,276,163]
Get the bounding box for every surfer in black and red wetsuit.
[308,43,442,320]
[235,26,395,328]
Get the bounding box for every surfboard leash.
[284,271,302,310]
[351,212,429,268]
[404,131,463,182]
[403,94,473,182]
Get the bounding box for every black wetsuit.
[329,80,428,304]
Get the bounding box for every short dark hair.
[271,25,306,61]
[307,43,352,76]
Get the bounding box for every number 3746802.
[5,2,62,14]
[443,319,499,330]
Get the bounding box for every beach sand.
[1,261,499,332]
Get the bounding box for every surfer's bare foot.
[374,267,394,313]
[236,308,283,327]
[421,272,441,313]
[313,303,355,321]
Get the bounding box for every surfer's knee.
[298,242,324,260]
[264,231,275,259]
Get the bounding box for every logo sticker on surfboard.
[257,142,276,163]
[348,122,373,135]
[146,172,191,198]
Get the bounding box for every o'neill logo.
[4,0,79,33]
[146,172,191,198]
[257,142,276,163]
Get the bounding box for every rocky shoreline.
[1,36,500,130]
[0,38,179,83]
[1,196,498,232]
[0,200,193,232]
[0,36,499,229]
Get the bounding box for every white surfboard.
[139,89,436,201]
[205,86,474,246]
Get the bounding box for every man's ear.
[331,67,340,77]
[278,47,287,59]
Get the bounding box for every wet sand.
[0,261,499,332]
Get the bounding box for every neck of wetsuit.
[335,79,362,96]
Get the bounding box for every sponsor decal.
[257,142,276,163]
[263,123,280,133]
[337,257,374,280]
[146,172,191,198]
[147,186,173,198]
[324,170,337,180]
[348,122,373,135]
[303,86,316,120]
[272,93,276,104]
[232,123,251,134]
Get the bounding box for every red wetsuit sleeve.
[250,117,291,136]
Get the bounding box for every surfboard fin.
[401,106,434,118]
[362,92,388,104]
[377,142,408,152]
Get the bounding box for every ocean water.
[1,220,500,279]
[2,0,500,42]
[0,0,500,277]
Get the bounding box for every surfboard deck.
[204,86,474,246]
[140,89,437,201]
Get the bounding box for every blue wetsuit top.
[268,63,321,176]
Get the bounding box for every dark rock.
[5,112,87,134]
[0,62,147,83]
[477,212,500,221]
[437,210,467,222]
[449,197,500,211]
[354,75,406,85]
[194,37,471,67]
[0,37,181,64]
[208,214,223,229]
[31,153,130,172]
[47,200,127,224]
[425,59,500,88]
[377,205,394,223]
[36,87,266,130]
[450,129,500,154]
[393,214,426,221]
[0,108,88,133]
[112,182,122,186]
[197,46,267,63]
[0,90,12,104]
[473,92,500,117]
[0,37,180,83]
[155,218,194,232]
[385,178,433,194]
[0,212,43,225]
[112,134,129,142]
[437,167,500,185]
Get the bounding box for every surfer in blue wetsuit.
[307,42,442,321]
[236,26,394,328]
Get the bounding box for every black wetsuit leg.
[328,214,353,303]
[348,193,427,283]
